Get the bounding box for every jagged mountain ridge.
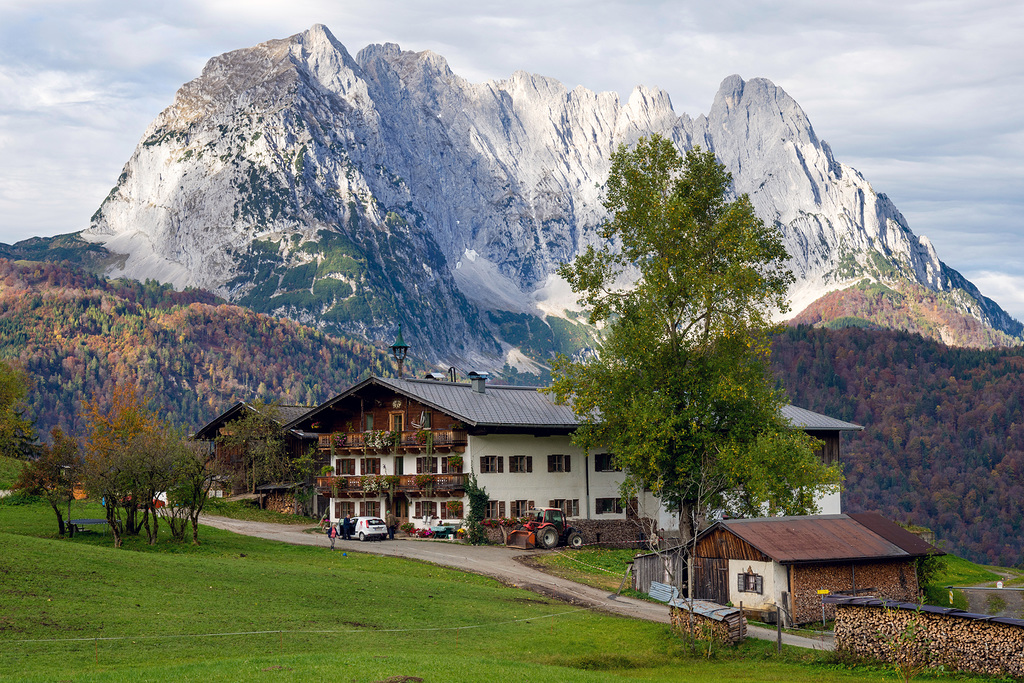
[81,24,1022,364]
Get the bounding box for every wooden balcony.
[317,429,467,453]
[315,473,467,498]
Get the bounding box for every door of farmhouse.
[694,558,729,605]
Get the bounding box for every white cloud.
[966,271,1024,324]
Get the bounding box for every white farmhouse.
[284,373,861,541]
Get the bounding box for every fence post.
[777,606,782,653]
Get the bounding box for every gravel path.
[199,515,832,650]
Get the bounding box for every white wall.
[467,434,626,519]
[727,558,789,610]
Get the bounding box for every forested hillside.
[790,278,1021,349]
[772,325,1024,566]
[0,259,401,436]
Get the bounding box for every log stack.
[669,600,746,644]
[829,597,1024,678]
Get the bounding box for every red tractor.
[506,507,584,549]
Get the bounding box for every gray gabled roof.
[781,405,862,431]
[287,376,862,434]
[288,376,578,431]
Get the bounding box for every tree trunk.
[106,506,122,548]
[49,502,66,537]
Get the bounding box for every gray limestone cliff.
[82,25,1022,365]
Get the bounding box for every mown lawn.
[0,498,1003,682]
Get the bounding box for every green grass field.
[0,497,1008,682]
[0,454,26,489]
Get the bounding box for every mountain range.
[4,24,1021,366]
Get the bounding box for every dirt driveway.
[200,515,831,650]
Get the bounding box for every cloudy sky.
[1,0,1022,321]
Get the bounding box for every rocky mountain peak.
[77,26,1021,365]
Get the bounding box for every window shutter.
[527,500,534,510]
[547,455,555,472]
[497,456,504,473]
[565,455,571,472]
[737,575,744,592]
[549,500,556,508]
[414,501,422,518]
[499,501,506,517]
[526,456,533,472]
[755,575,763,594]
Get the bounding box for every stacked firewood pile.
[831,599,1024,678]
[669,603,746,645]
[263,492,296,514]
[792,561,917,624]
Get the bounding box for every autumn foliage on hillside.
[0,259,398,437]
[772,325,1024,566]
[790,280,1021,349]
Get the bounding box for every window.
[485,500,501,519]
[416,456,437,474]
[510,500,534,517]
[549,499,579,517]
[547,454,571,472]
[334,501,355,518]
[595,497,623,514]
[395,456,404,475]
[594,453,619,472]
[737,573,764,594]
[360,457,381,475]
[509,455,533,473]
[414,500,438,519]
[335,458,355,475]
[364,414,373,431]
[389,412,404,433]
[361,501,380,517]
[441,456,461,474]
[480,455,503,474]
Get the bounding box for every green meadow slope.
[0,497,947,683]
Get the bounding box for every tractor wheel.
[566,531,583,549]
[537,526,558,549]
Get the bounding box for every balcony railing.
[317,429,467,452]
[315,473,467,496]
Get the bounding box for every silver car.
[351,516,387,541]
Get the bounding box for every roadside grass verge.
[0,499,996,682]
[203,497,317,526]
[527,547,649,599]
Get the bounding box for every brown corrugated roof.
[715,514,939,564]
[847,512,943,557]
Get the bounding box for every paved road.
[200,515,832,650]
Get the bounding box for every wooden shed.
[690,513,942,625]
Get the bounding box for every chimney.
[468,371,488,394]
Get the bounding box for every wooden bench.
[649,581,680,603]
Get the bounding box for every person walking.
[342,513,352,541]
[385,510,397,540]
[328,522,338,550]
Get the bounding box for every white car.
[351,516,387,541]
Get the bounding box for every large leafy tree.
[14,427,80,536]
[550,135,840,540]
[81,381,163,546]
[215,401,290,494]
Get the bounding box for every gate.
[694,557,729,605]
